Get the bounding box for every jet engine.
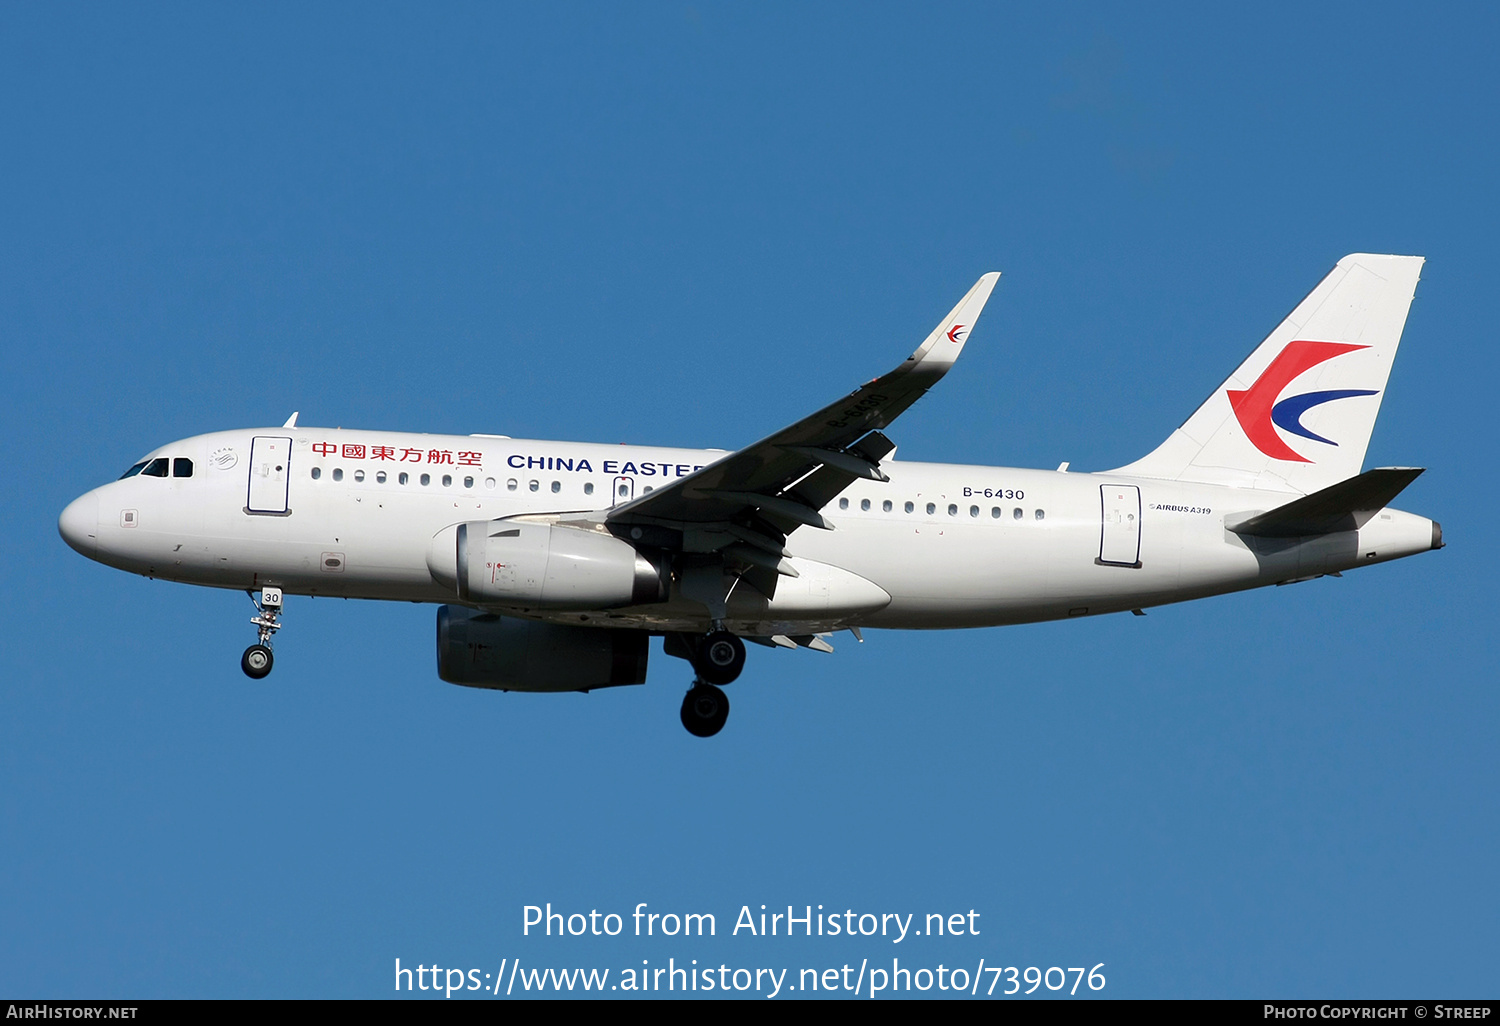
[427,521,669,609]
[436,605,649,692]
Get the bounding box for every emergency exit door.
[247,436,292,514]
[1099,484,1141,567]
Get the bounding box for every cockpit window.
[140,458,169,478]
[119,461,148,480]
[173,458,193,478]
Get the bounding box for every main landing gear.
[242,587,283,679]
[666,627,747,737]
[680,684,730,738]
[697,629,746,686]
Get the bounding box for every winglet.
[904,272,1000,375]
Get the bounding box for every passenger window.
[584,482,594,495]
[904,501,914,513]
[353,469,365,482]
[530,480,539,492]
[173,458,193,478]
[839,498,849,510]
[643,485,653,493]
[399,472,409,485]
[969,505,979,517]
[926,502,936,515]
[947,503,958,516]
[311,467,322,480]
[376,471,387,484]
[484,477,495,489]
[119,461,148,479]
[419,473,430,486]
[1013,507,1023,520]
[991,506,1001,519]
[882,500,892,512]
[141,458,169,478]
[861,498,871,511]
[464,476,474,489]
[507,479,518,491]
[332,468,343,482]
[442,474,452,487]
[551,481,560,493]
[1035,509,1045,521]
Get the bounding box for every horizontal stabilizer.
[1228,467,1424,538]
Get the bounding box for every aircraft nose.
[59,491,100,559]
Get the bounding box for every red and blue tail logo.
[1227,340,1377,463]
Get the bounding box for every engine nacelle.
[436,605,649,692]
[427,520,669,609]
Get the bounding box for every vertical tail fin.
[1111,253,1424,494]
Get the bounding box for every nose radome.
[59,492,100,559]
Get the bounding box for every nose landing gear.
[242,587,283,679]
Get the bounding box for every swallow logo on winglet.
[947,325,967,343]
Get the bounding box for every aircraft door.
[612,476,635,507]
[1099,484,1141,567]
[247,436,292,514]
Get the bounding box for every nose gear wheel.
[241,644,274,679]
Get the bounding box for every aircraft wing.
[603,272,1000,558]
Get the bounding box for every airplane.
[57,254,1442,737]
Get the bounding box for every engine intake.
[436,606,649,692]
[427,520,669,609]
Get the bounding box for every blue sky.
[2,2,1495,998]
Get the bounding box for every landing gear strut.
[681,683,730,738]
[242,587,283,679]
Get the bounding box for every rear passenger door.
[1098,484,1141,567]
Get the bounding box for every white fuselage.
[59,427,1439,636]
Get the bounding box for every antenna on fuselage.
[282,412,299,428]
